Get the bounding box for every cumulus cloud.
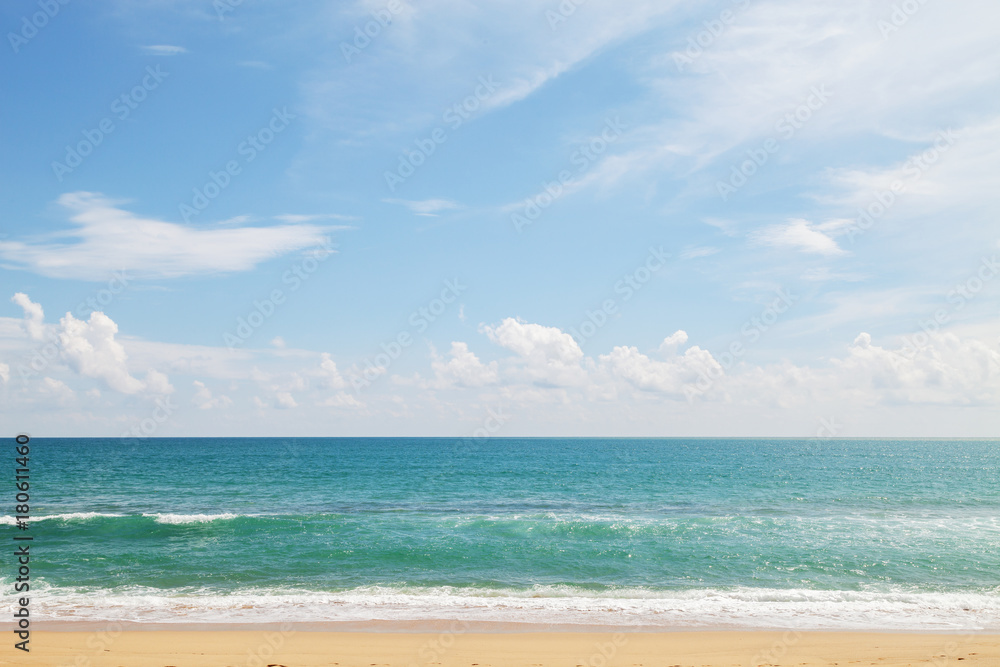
[601,335,723,400]
[275,392,298,409]
[430,342,499,388]
[192,381,233,410]
[11,293,45,340]
[39,377,75,405]
[829,331,1000,405]
[320,392,365,409]
[481,317,586,386]
[58,311,174,395]
[658,330,689,355]
[319,353,347,389]
[0,192,331,280]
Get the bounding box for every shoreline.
[2,630,997,667]
[18,620,1000,635]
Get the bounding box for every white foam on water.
[13,585,1000,631]
[140,513,241,524]
[0,512,244,525]
[0,512,125,524]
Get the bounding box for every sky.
[1,0,998,438]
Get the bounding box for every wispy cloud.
[384,198,460,217]
[273,213,358,223]
[680,246,720,260]
[141,44,187,56]
[0,192,331,281]
[750,218,846,256]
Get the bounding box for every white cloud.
[58,311,174,395]
[430,341,498,387]
[144,369,174,395]
[658,330,689,355]
[600,337,723,400]
[0,362,9,383]
[555,0,1000,202]
[822,121,1000,237]
[320,392,365,409]
[273,213,357,223]
[319,353,347,389]
[301,0,682,145]
[828,331,1000,406]
[192,380,233,410]
[680,246,720,260]
[270,336,287,349]
[0,192,331,280]
[11,293,45,340]
[483,318,581,362]
[275,392,298,409]
[750,218,846,256]
[141,45,187,56]
[384,198,460,217]
[481,317,586,387]
[39,377,75,405]
[2,301,998,434]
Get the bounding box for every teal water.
[8,438,1000,629]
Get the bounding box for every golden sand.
[2,630,997,667]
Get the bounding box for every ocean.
[8,437,1000,630]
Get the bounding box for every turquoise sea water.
[8,438,1000,629]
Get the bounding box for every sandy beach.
[2,630,997,667]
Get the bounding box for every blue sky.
[1,0,998,437]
